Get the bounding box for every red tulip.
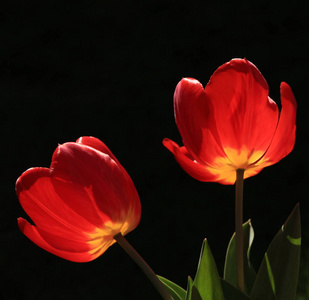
[163,59,297,184]
[16,136,141,262]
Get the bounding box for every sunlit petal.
[164,59,296,184]
[205,59,279,154]
[264,82,297,164]
[163,138,220,182]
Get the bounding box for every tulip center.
[87,220,132,258]
[207,147,267,184]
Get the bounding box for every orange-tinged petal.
[205,147,267,184]
[205,59,279,157]
[264,82,297,163]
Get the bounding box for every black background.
[1,0,308,299]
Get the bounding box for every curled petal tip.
[181,77,203,85]
[163,139,221,183]
[162,137,173,148]
[162,138,181,155]
[280,82,297,108]
[18,217,29,233]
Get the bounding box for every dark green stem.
[114,233,173,300]
[235,169,245,292]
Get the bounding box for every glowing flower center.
[207,147,268,183]
[88,220,131,257]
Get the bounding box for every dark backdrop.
[1,0,308,299]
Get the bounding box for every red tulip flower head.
[163,59,297,184]
[16,136,141,262]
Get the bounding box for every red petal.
[16,138,141,262]
[174,78,226,164]
[264,82,297,163]
[51,142,141,231]
[76,136,140,226]
[76,136,120,165]
[163,138,221,182]
[18,218,113,262]
[16,168,100,233]
[205,59,279,155]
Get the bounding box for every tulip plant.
[16,59,299,299]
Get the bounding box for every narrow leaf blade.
[158,275,186,300]
[185,276,193,300]
[224,220,256,294]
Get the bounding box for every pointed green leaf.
[185,276,193,300]
[191,286,203,300]
[220,278,253,300]
[224,220,256,293]
[250,204,301,300]
[158,275,186,300]
[192,239,224,300]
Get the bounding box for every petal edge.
[18,218,95,262]
[264,82,297,163]
[163,138,221,183]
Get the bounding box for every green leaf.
[250,204,301,300]
[158,275,186,300]
[185,276,193,300]
[220,278,253,300]
[191,286,203,300]
[192,239,224,300]
[224,220,256,293]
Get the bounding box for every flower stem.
[114,233,173,300]
[235,168,245,292]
